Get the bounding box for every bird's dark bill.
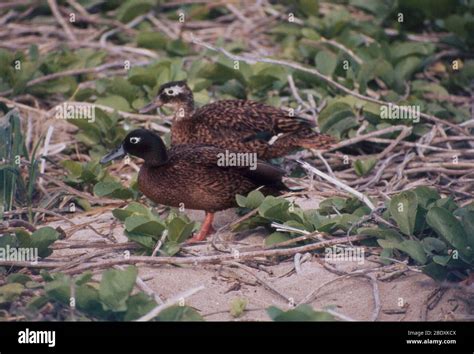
[100,145,126,164]
[139,100,161,113]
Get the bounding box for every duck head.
[100,129,168,166]
[139,80,194,117]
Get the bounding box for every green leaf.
[235,194,247,208]
[125,232,156,250]
[197,62,245,85]
[317,101,356,138]
[412,81,449,96]
[230,297,248,318]
[167,217,195,243]
[377,239,427,264]
[95,95,131,112]
[422,262,449,282]
[0,283,24,304]
[136,31,167,50]
[395,57,422,80]
[413,186,440,209]
[395,240,428,265]
[112,202,150,221]
[389,191,418,236]
[166,40,190,56]
[156,305,204,321]
[161,240,181,256]
[124,293,157,321]
[267,304,334,321]
[298,0,319,16]
[390,42,435,62]
[106,78,140,104]
[7,274,31,285]
[30,227,60,256]
[357,227,404,242]
[315,50,338,76]
[61,160,82,177]
[44,274,71,304]
[27,295,49,311]
[353,158,377,176]
[16,226,59,258]
[422,237,447,254]
[426,207,474,263]
[93,181,133,200]
[75,284,105,317]
[245,190,265,209]
[124,215,165,237]
[99,266,138,312]
[265,232,291,247]
[116,0,155,23]
[455,208,474,241]
[258,197,290,222]
[75,272,93,286]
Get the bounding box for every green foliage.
[0,226,59,259]
[1,0,473,322]
[61,159,136,201]
[1,266,204,321]
[116,0,156,23]
[67,108,127,158]
[230,297,248,318]
[112,202,196,255]
[99,266,138,312]
[353,158,377,176]
[155,305,204,321]
[388,191,418,236]
[0,283,24,304]
[236,187,473,282]
[234,190,369,240]
[317,102,358,139]
[359,187,474,281]
[267,304,334,321]
[0,110,41,217]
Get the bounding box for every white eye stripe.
[164,85,184,96]
[130,137,141,144]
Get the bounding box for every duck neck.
[174,95,195,119]
[142,141,168,167]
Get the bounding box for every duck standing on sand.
[139,81,335,160]
[100,129,287,242]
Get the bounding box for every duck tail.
[260,182,289,196]
[296,131,336,150]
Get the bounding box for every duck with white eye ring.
[100,129,288,242]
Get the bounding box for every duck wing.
[168,144,287,188]
[193,100,315,143]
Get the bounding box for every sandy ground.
[49,197,472,322]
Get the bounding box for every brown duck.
[100,129,287,242]
[139,81,335,160]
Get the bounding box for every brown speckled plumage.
[101,129,287,213]
[140,81,336,160]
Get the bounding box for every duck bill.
[139,99,162,114]
[100,144,126,164]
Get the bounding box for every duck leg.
[188,212,215,243]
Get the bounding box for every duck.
[139,80,335,160]
[100,129,287,242]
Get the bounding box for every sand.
[48,197,471,322]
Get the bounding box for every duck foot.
[187,212,215,243]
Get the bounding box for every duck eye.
[130,137,141,144]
